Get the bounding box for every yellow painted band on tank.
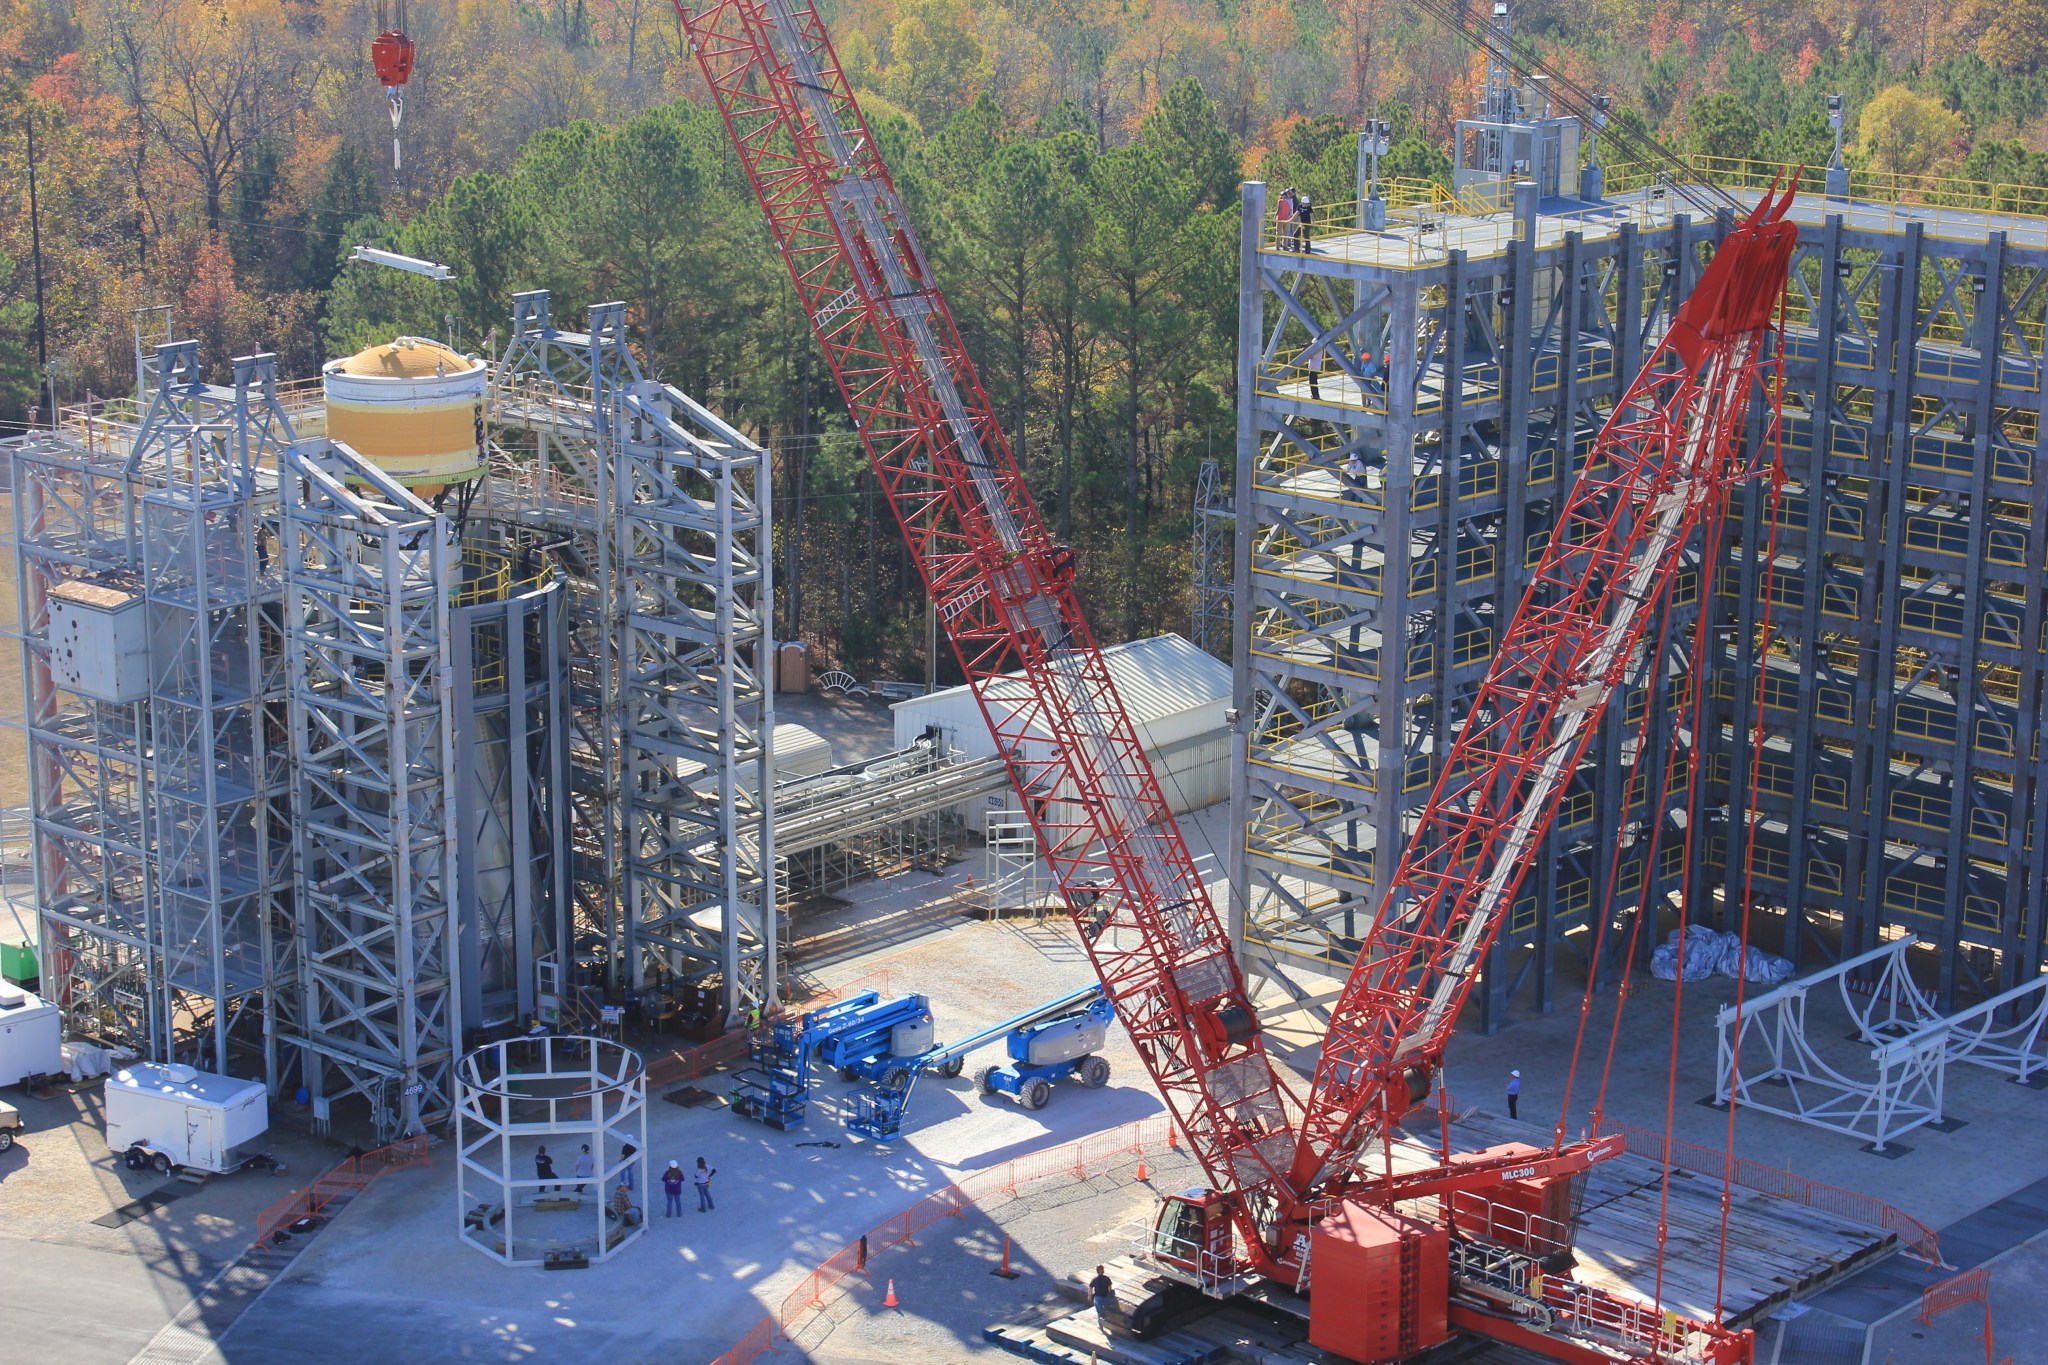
[324,397,487,486]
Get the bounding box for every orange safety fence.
[1599,1115,1942,1264]
[251,1134,431,1252]
[1918,1265,1990,1325]
[644,970,894,1090]
[707,1114,1178,1365]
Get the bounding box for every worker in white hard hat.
[662,1159,686,1217]
[1507,1068,1522,1120]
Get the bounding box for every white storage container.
[105,1062,269,1174]
[47,579,149,704]
[0,982,62,1087]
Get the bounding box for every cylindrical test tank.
[1013,1011,1107,1067]
[322,337,486,496]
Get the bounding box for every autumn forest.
[3,0,2046,672]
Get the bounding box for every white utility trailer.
[105,1062,282,1177]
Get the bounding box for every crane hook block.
[372,29,416,89]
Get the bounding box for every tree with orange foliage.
[97,0,318,236]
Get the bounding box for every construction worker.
[1090,1264,1116,1326]
[1507,1068,1522,1120]
[1297,192,1315,251]
[1277,187,1298,251]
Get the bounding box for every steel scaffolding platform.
[5,291,775,1137]
[1231,163,2048,1023]
[9,347,299,1079]
[281,438,459,1136]
[485,293,777,1025]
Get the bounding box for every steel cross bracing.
[129,347,294,1083]
[614,380,777,1019]
[281,439,460,1140]
[1191,457,1235,659]
[488,294,640,972]
[683,0,1301,1240]
[8,346,296,1078]
[1290,190,1801,1200]
[485,294,779,1024]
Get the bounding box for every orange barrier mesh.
[251,1134,430,1251]
[709,1115,1177,1364]
[1919,1265,1989,1325]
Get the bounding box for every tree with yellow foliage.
[1857,85,1963,178]
[1957,0,2048,76]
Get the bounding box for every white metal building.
[891,633,1232,834]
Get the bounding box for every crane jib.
[1292,189,1801,1198]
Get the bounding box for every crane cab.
[1148,1188,1239,1292]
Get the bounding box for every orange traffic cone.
[1136,1156,1148,1181]
[884,1279,899,1308]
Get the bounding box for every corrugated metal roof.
[894,633,1228,736]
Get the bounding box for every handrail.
[1607,155,2048,223]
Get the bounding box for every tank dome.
[321,336,487,495]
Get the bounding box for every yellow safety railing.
[1607,155,2048,233]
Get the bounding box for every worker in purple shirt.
[1507,1068,1521,1120]
[662,1159,686,1217]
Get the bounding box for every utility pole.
[25,111,51,425]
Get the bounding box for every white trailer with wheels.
[0,981,61,1088]
[105,1063,281,1177]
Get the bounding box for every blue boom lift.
[730,991,935,1130]
[848,987,1114,1139]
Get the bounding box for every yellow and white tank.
[321,337,487,495]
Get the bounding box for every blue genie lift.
[730,991,935,1130]
[848,987,1114,1139]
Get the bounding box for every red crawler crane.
[680,2,1796,1359]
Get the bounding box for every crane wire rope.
[1650,451,1736,1324]
[1718,299,1793,1316]
[1551,533,1687,1151]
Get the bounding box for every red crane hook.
[372,1,414,169]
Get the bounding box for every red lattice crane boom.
[683,0,1794,1359]
[678,0,1299,1256]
